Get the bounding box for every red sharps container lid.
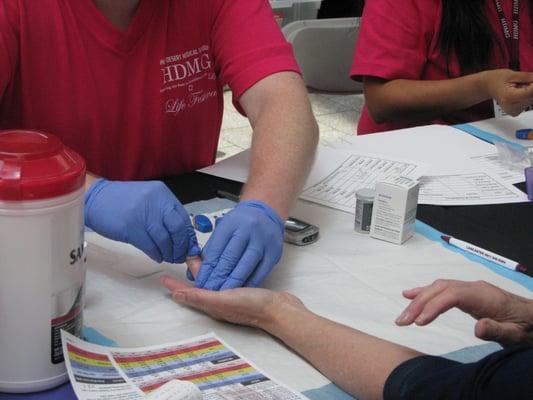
[0,130,86,201]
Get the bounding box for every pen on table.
[441,235,527,274]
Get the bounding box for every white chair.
[282,17,361,93]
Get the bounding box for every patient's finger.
[412,289,463,325]
[475,318,528,346]
[402,286,427,299]
[186,256,202,278]
[160,275,190,292]
[396,280,452,325]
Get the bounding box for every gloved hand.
[84,179,200,263]
[195,200,284,291]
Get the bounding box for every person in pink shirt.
[351,0,533,134]
[0,0,318,290]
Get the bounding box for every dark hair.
[439,0,533,75]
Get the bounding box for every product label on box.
[370,177,419,244]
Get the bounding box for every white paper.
[199,149,251,183]
[469,153,526,184]
[300,150,427,213]
[62,331,307,400]
[200,125,528,207]
[198,148,335,190]
[299,149,526,211]
[419,172,528,205]
[336,124,524,177]
[333,125,528,205]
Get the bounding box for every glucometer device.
[283,217,320,246]
[216,190,319,246]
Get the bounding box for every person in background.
[317,0,365,19]
[162,269,533,400]
[351,0,533,134]
[0,0,318,290]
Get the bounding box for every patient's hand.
[395,279,533,346]
[160,273,305,330]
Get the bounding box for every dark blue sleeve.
[383,346,533,400]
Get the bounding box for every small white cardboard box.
[370,176,420,244]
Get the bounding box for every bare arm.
[238,71,318,219]
[262,298,421,400]
[365,69,533,124]
[162,270,421,400]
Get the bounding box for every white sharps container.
[0,130,86,393]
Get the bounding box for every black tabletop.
[417,182,532,276]
[163,173,533,276]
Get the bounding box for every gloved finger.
[219,247,263,290]
[162,207,193,263]
[195,223,235,288]
[128,228,163,263]
[244,252,277,288]
[186,225,201,258]
[195,263,214,289]
[173,203,202,256]
[146,222,174,262]
[202,235,249,291]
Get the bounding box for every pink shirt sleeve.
[0,1,19,99]
[209,0,300,108]
[350,0,438,81]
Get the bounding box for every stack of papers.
[200,125,529,212]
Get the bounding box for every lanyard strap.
[493,0,520,70]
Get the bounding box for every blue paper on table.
[454,123,526,150]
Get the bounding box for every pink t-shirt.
[0,0,299,180]
[351,0,533,134]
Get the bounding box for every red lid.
[0,130,86,200]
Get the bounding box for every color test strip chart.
[111,335,301,398]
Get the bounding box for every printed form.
[469,153,526,184]
[62,331,307,400]
[418,173,527,204]
[199,125,529,210]
[300,149,528,212]
[300,152,426,213]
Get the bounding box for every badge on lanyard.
[493,0,521,118]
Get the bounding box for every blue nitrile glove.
[196,200,284,291]
[84,179,201,263]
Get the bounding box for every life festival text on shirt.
[160,44,218,116]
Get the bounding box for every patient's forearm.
[261,301,423,400]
